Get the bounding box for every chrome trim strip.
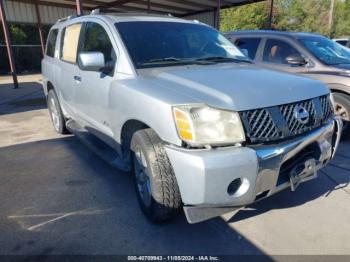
[332,115,343,158]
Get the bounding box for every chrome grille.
[280,99,316,135]
[320,95,333,120]
[240,109,279,142]
[240,95,333,144]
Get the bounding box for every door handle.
[74,75,82,82]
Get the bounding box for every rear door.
[42,28,59,93]
[57,22,83,118]
[233,37,262,61]
[74,20,118,140]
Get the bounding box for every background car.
[225,30,350,132]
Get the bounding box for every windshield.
[115,21,248,69]
[299,37,350,65]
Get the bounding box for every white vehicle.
[42,11,342,223]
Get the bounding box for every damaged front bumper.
[165,117,343,223]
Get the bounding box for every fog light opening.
[227,178,242,196]
[227,178,250,197]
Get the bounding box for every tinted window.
[263,39,301,64]
[299,37,350,65]
[46,29,58,57]
[61,23,82,63]
[115,22,247,69]
[336,40,347,46]
[80,22,116,68]
[234,38,261,59]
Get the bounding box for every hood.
[138,63,329,111]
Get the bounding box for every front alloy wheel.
[335,102,349,121]
[333,93,350,134]
[134,147,152,208]
[131,128,182,222]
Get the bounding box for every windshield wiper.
[140,57,213,67]
[196,56,252,64]
[147,57,183,63]
[140,57,197,67]
[139,56,252,68]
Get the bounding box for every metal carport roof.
[1,0,266,88]
[5,0,265,17]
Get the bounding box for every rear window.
[46,29,58,57]
[60,23,82,63]
[234,38,261,59]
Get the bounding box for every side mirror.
[286,54,307,66]
[78,52,105,71]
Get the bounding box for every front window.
[263,39,301,65]
[115,21,249,69]
[79,22,116,70]
[299,37,350,65]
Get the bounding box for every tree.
[332,0,350,37]
[220,2,268,32]
[220,0,349,38]
[9,25,26,44]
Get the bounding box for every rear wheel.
[47,90,69,134]
[333,92,350,133]
[131,128,181,222]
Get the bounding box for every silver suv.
[42,11,342,224]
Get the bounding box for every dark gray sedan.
[225,30,350,131]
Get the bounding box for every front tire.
[333,92,350,133]
[47,90,69,134]
[131,129,182,222]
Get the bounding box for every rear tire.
[131,128,182,222]
[333,92,350,134]
[47,90,69,134]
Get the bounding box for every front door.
[257,38,309,74]
[74,20,118,140]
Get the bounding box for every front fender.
[327,83,350,94]
[108,81,183,147]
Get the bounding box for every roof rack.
[90,8,173,17]
[55,15,78,24]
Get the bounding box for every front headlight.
[173,105,246,146]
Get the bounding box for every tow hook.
[290,158,318,191]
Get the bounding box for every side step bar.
[66,119,129,172]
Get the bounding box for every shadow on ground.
[0,134,348,255]
[0,82,46,115]
[0,137,269,256]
